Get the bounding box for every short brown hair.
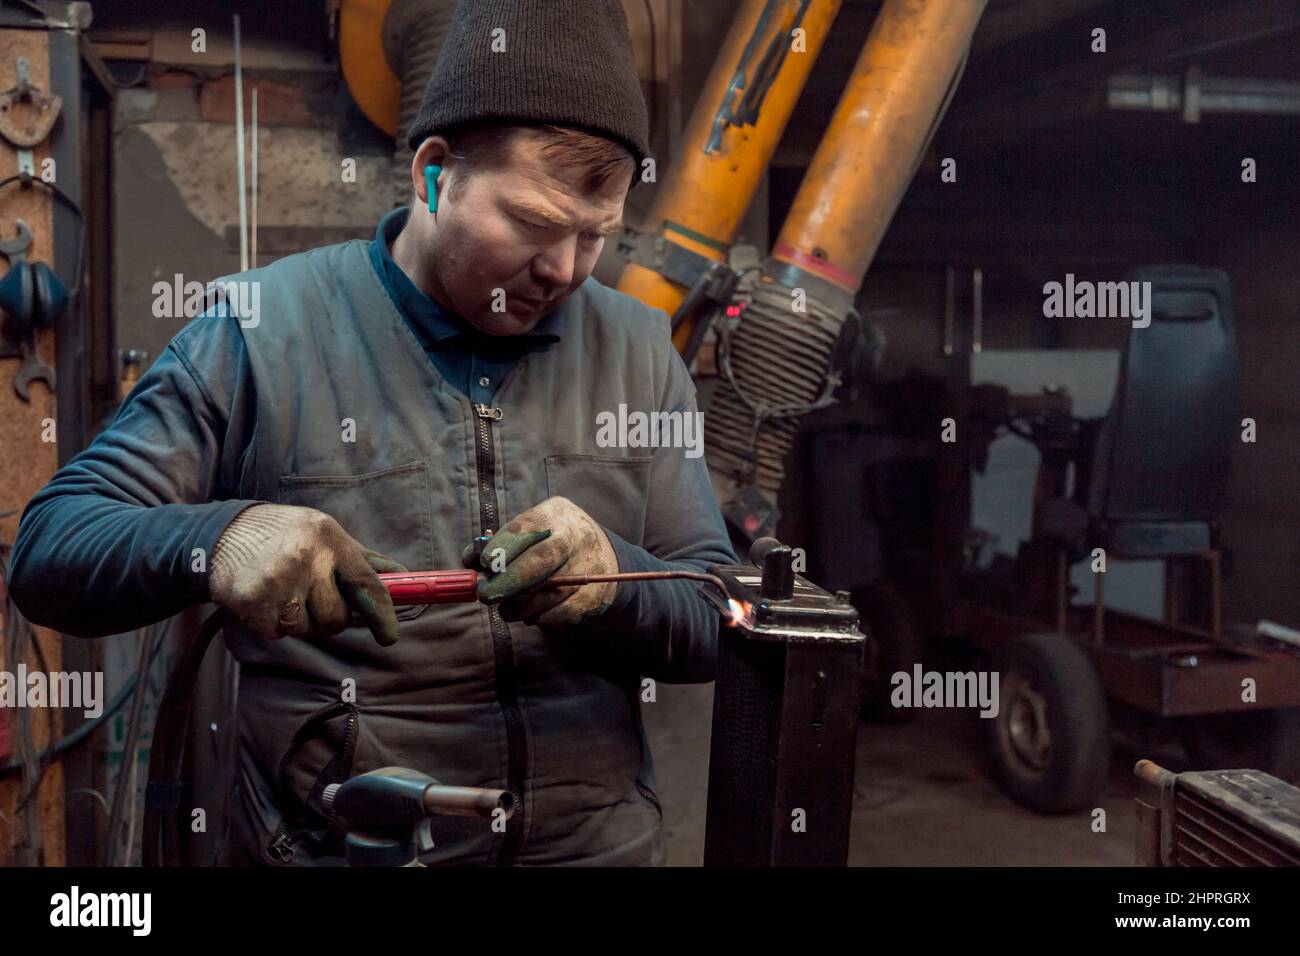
[442,121,635,197]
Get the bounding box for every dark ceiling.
[771,0,1300,276]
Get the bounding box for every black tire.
[856,577,926,724]
[1179,708,1300,784]
[980,632,1110,813]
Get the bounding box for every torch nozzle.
[423,784,514,819]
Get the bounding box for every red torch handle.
[379,569,480,605]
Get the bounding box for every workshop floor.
[644,683,1138,866]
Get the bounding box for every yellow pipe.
[772,0,987,296]
[340,0,400,137]
[615,0,843,350]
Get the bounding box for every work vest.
[218,238,681,865]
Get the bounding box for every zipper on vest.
[475,401,527,865]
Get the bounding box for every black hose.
[142,608,229,867]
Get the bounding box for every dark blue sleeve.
[588,524,737,683]
[5,310,264,637]
[577,342,740,683]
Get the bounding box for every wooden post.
[0,25,65,867]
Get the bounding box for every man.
[7,0,736,866]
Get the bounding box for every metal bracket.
[617,221,728,292]
[0,57,63,150]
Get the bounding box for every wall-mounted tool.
[0,168,87,400]
[0,217,59,401]
[0,57,62,177]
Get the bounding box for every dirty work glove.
[463,496,618,628]
[210,504,407,646]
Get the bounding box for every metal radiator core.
[1135,760,1300,866]
[702,539,866,866]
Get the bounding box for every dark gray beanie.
[405,0,650,169]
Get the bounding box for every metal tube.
[251,86,258,266]
[422,784,514,819]
[705,0,986,520]
[1134,759,1175,790]
[1108,72,1300,117]
[616,0,843,351]
[547,570,731,598]
[772,0,988,297]
[233,14,248,273]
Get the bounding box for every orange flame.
[725,598,753,627]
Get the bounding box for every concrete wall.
[1208,225,1300,627]
[113,73,393,369]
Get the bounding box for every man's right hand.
[209,503,405,646]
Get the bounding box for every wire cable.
[143,608,230,867]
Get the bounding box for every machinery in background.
[935,266,1300,812]
[607,0,984,759]
[614,0,986,544]
[1135,759,1300,866]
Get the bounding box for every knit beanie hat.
[405,0,650,170]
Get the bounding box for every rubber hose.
[142,608,229,867]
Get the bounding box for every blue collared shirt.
[369,206,562,404]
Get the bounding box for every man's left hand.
[463,496,618,628]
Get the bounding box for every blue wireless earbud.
[425,164,442,214]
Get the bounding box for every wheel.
[980,632,1110,813]
[855,577,926,724]
[1179,708,1300,784]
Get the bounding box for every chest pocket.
[277,460,434,622]
[544,454,653,548]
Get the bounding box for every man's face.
[424,130,631,336]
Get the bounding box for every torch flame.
[725,598,752,627]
